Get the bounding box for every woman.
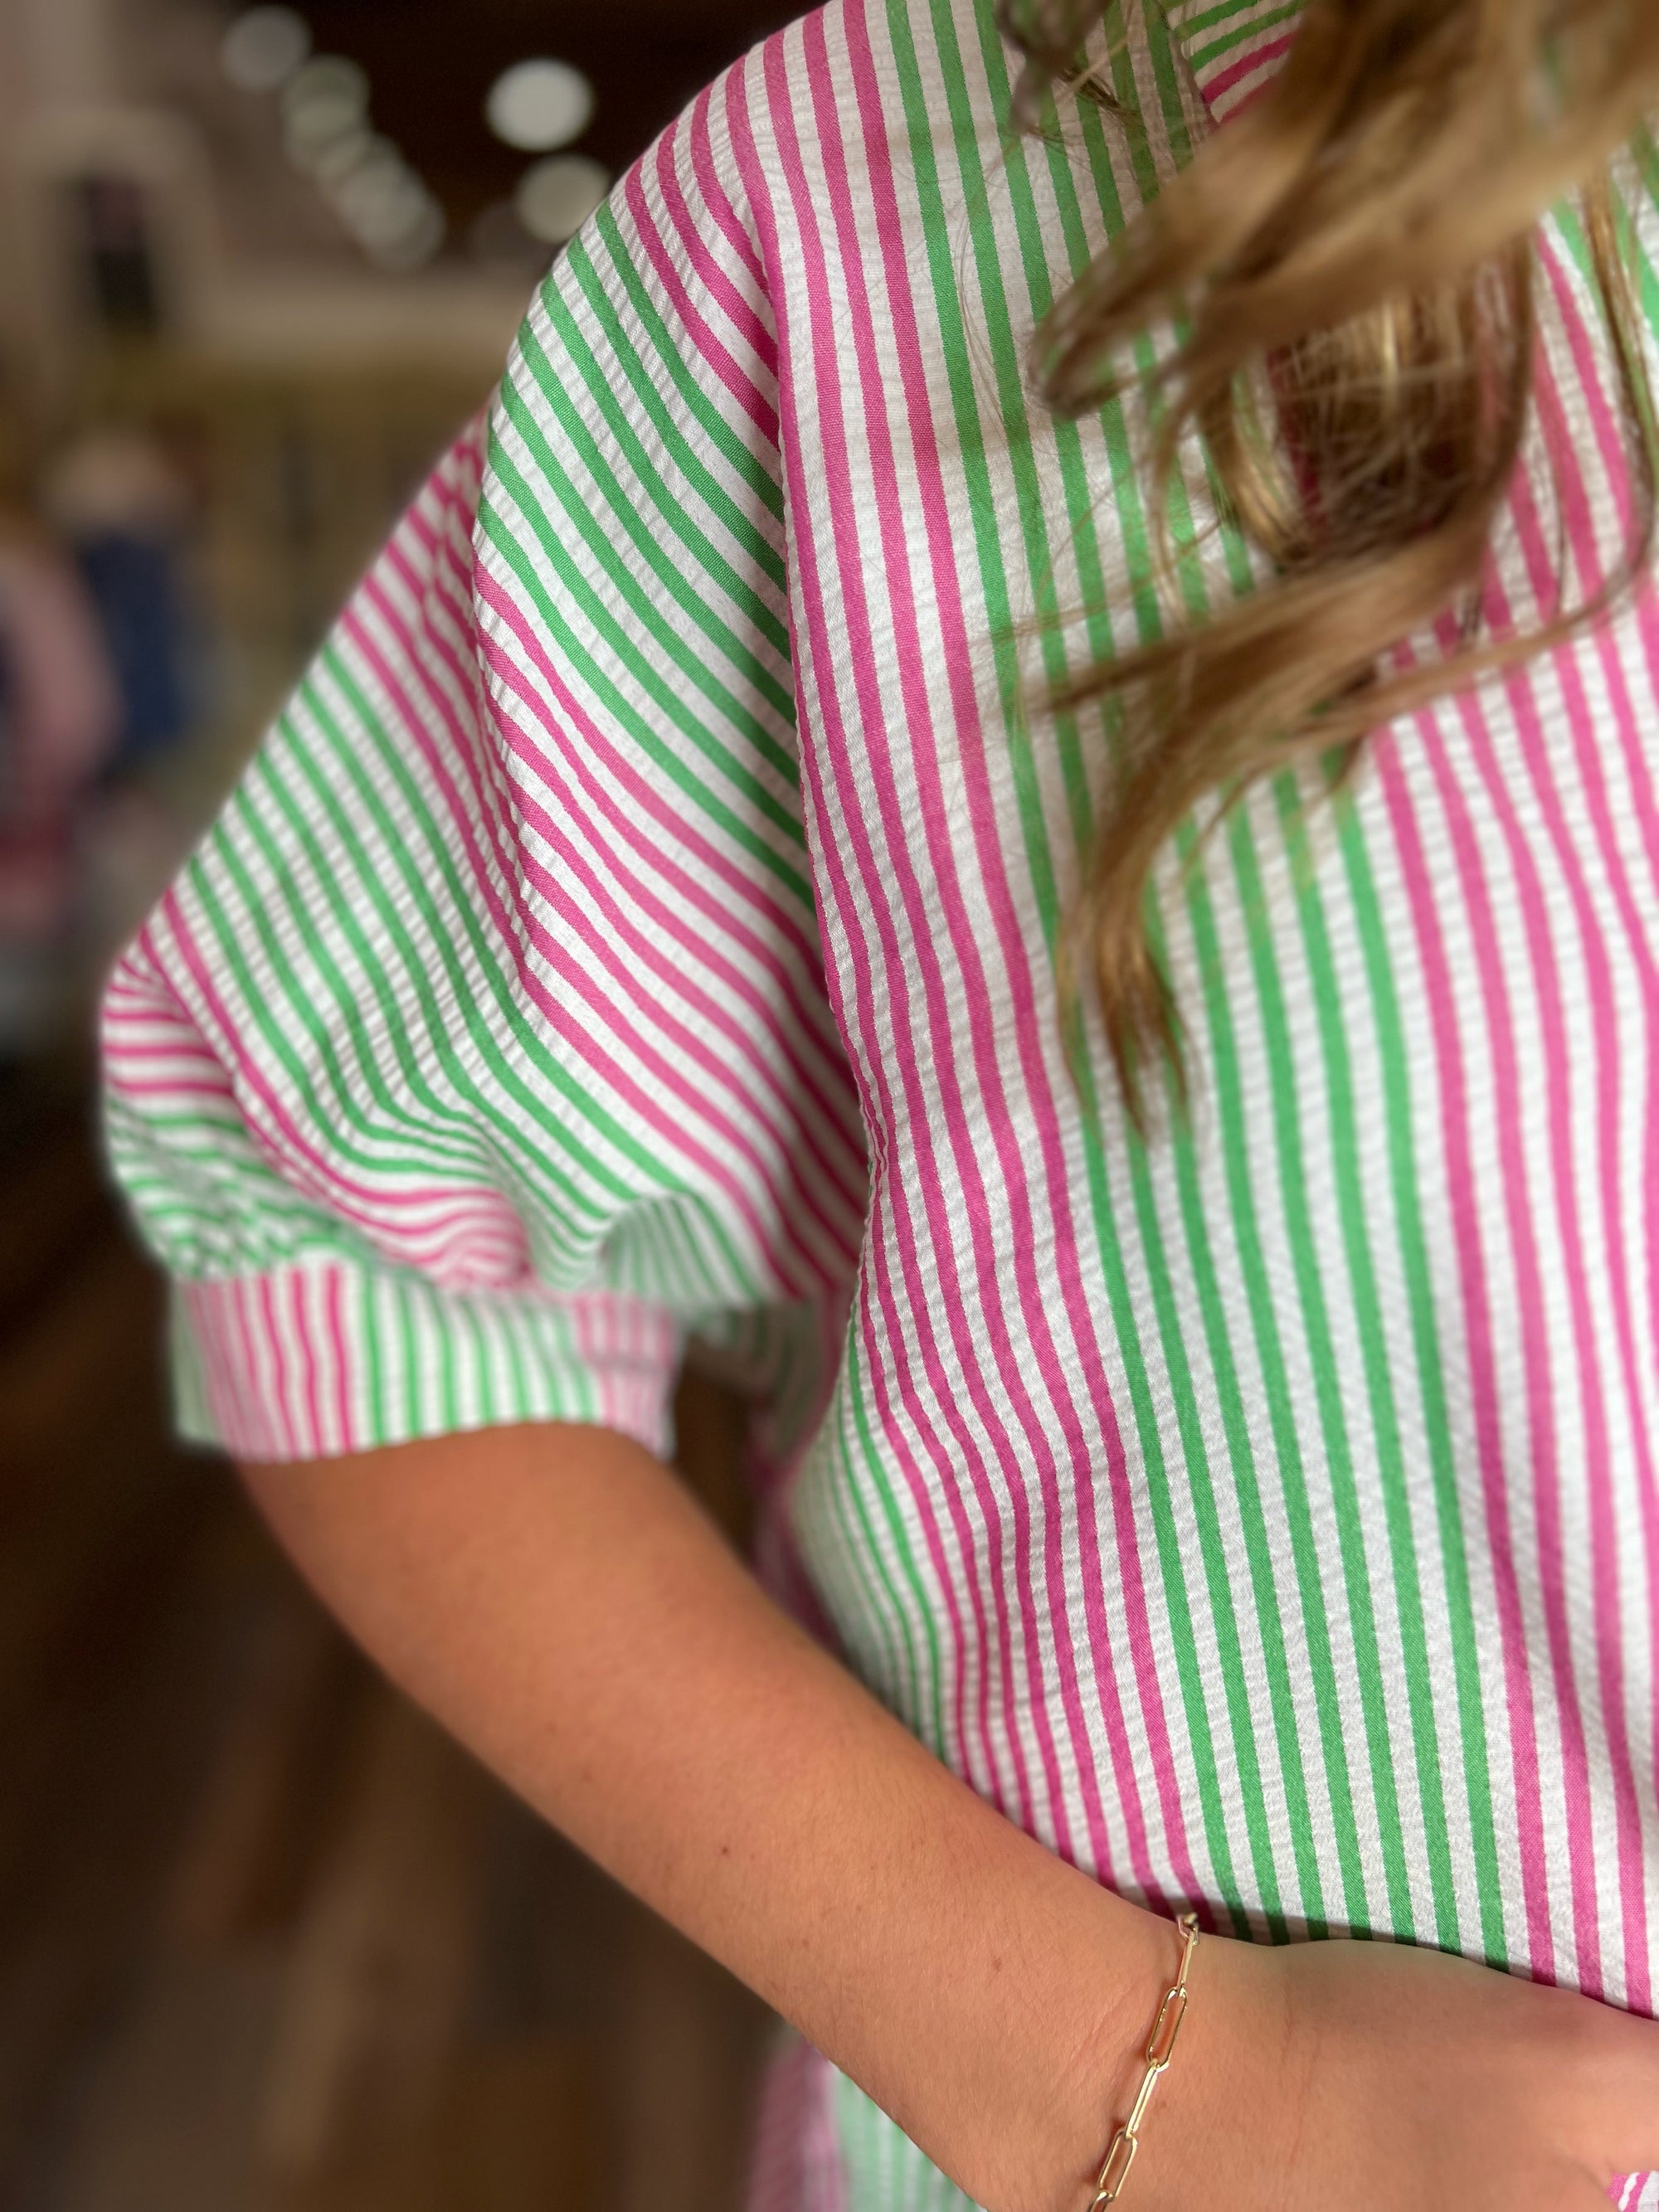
[100,1,1659,2205]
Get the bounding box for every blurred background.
[0,0,802,2203]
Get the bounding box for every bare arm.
[241,1421,1659,2212]
[238,1421,1175,2212]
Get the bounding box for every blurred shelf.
[0,1078,771,2212]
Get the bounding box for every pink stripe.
[151,895,447,1223]
[1505,294,1659,2007]
[1378,711,1557,1979]
[487,707,865,1228]
[1442,634,1613,1996]
[1448,668,1606,2000]
[688,78,770,299]
[236,1284,277,1456]
[340,589,820,1301]
[101,971,163,1009]
[1200,28,1297,110]
[324,1267,355,1451]
[290,1269,325,1452]
[1507,264,1659,1953]
[742,2035,824,2212]
[187,1284,232,1446]
[373,493,855,1249]
[836,0,1194,1903]
[107,1075,238,1101]
[766,22,1071,1835]
[470,571,866,1267]
[100,1034,231,1067]
[729,53,997,1811]
[1531,227,1659,888]
[503,762,864,1272]
[411,501,833,1020]
[797,2054,849,2212]
[254,1276,299,1460]
[489,732,857,1287]
[622,161,778,442]
[148,892,536,1284]
[1424,447,1622,2006]
[194,1282,236,1448]
[653,117,778,377]
[458,647,851,1300]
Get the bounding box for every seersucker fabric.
[100,2,1659,2203]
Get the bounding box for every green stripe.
[508,323,796,733]
[578,204,786,526]
[567,223,790,589]
[236,757,486,1175]
[1140,7,1408,1937]
[1276,771,1463,1950]
[308,649,759,1297]
[357,1271,385,1446]
[1176,0,1301,73]
[847,1339,948,1757]
[1333,779,1510,1964]
[478,463,813,907]
[892,0,1266,1926]
[289,667,667,1230]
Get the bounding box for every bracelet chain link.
[1087,1912,1201,2211]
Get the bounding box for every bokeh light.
[306,124,376,185]
[280,53,370,161]
[4,0,815,2200]
[333,154,432,249]
[365,200,447,270]
[485,60,595,153]
[515,154,609,245]
[219,5,312,94]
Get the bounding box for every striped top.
[100,1,1659,2205]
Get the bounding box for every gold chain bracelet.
[1088,1913,1201,2210]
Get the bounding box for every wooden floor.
[0,1057,771,2212]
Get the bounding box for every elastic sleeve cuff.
[170,1265,684,1462]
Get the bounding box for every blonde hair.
[1000,0,1659,1129]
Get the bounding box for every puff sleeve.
[99,71,868,1465]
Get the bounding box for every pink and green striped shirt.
[100,0,1659,2204]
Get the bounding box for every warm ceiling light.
[514,153,609,245]
[485,60,594,153]
[221,6,311,92]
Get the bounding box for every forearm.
[238,1421,1174,2212]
